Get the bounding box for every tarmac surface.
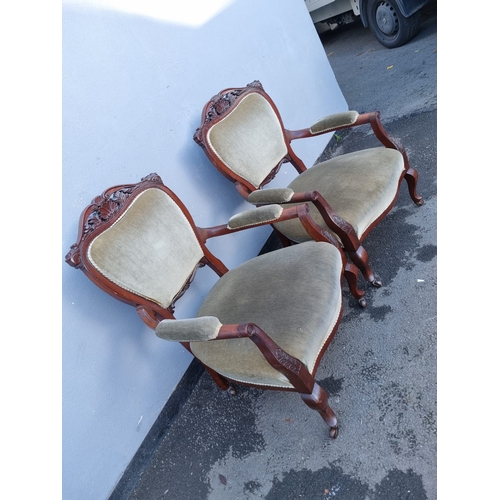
[122,5,437,499]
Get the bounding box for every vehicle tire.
[366,0,421,48]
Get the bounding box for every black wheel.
[366,0,421,48]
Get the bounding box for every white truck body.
[304,0,431,47]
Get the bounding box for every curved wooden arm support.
[289,192,359,252]
[296,204,365,303]
[354,112,406,156]
[296,204,342,251]
[216,323,315,394]
[357,113,421,203]
[244,190,357,251]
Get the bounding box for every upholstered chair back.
[206,92,288,189]
[87,187,204,309]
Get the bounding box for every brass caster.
[358,297,367,308]
[416,197,425,206]
[329,426,339,439]
[371,278,382,288]
[227,386,237,396]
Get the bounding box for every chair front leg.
[344,263,367,308]
[348,246,382,288]
[235,323,340,438]
[300,382,339,439]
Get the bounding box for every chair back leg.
[404,167,424,206]
[202,364,234,393]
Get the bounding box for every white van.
[305,0,431,48]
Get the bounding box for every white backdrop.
[62,0,347,497]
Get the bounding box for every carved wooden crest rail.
[65,173,163,269]
[193,80,263,145]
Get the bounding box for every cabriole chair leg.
[300,382,339,439]
[405,167,424,206]
[344,263,367,308]
[348,246,382,288]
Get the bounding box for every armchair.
[65,173,365,438]
[193,80,424,289]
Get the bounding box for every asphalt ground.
[123,5,437,500]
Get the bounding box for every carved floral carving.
[194,81,264,144]
[81,173,162,236]
[65,173,163,268]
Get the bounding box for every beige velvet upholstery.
[310,111,359,135]
[227,204,283,230]
[247,188,295,204]
[88,188,204,309]
[191,242,343,389]
[207,93,288,188]
[156,317,223,342]
[273,148,405,242]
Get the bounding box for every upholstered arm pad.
[227,204,284,229]
[310,111,359,135]
[247,188,295,205]
[155,317,222,342]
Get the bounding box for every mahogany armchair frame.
[66,173,363,438]
[194,80,424,291]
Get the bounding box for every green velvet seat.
[192,241,343,389]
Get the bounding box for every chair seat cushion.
[191,241,343,389]
[273,147,405,242]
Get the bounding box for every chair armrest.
[227,204,284,230]
[156,319,315,393]
[285,109,406,156]
[289,110,407,158]
[247,188,295,205]
[197,202,344,251]
[156,317,223,342]
[198,203,317,238]
[285,111,360,140]
[309,111,359,135]
[247,189,360,251]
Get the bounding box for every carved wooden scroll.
[193,80,263,144]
